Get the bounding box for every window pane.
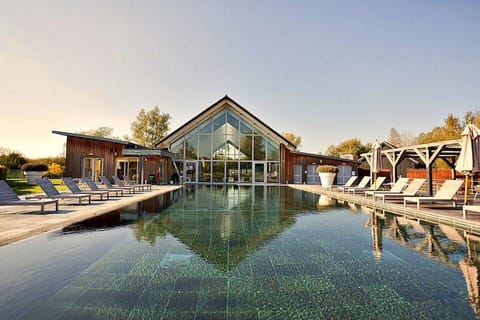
[213,111,226,133]
[267,138,280,161]
[199,120,212,134]
[240,162,252,183]
[226,161,238,182]
[226,111,239,133]
[225,135,240,160]
[198,135,212,160]
[199,161,211,182]
[267,162,280,183]
[171,139,184,159]
[212,161,225,182]
[253,136,265,161]
[240,121,253,134]
[212,135,225,160]
[185,135,198,160]
[239,135,252,160]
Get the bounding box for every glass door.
[83,158,103,181]
[184,161,198,183]
[253,162,266,184]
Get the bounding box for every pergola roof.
[361,138,463,195]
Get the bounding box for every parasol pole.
[464,174,469,205]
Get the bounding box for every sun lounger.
[62,177,109,200]
[82,177,124,197]
[331,176,358,192]
[374,179,426,203]
[111,176,137,193]
[99,176,133,194]
[338,176,369,193]
[0,180,58,214]
[364,177,409,199]
[347,176,385,195]
[125,176,152,191]
[403,179,464,209]
[463,205,480,219]
[33,178,91,205]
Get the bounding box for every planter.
[318,172,336,188]
[24,171,45,185]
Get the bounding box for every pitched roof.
[156,95,297,150]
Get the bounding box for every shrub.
[20,163,49,172]
[48,163,64,178]
[0,165,7,180]
[316,165,338,173]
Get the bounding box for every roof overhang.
[122,149,174,157]
[156,95,297,150]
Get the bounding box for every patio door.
[184,161,198,183]
[253,162,266,184]
[83,158,103,182]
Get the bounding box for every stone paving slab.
[0,185,182,246]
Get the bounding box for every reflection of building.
[157,96,359,185]
[135,186,297,271]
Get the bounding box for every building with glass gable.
[157,96,359,185]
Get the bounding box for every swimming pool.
[0,186,476,319]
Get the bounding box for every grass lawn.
[6,179,68,195]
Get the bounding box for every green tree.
[282,132,302,149]
[0,152,27,169]
[78,127,116,138]
[131,106,171,148]
[326,138,370,159]
[415,113,461,144]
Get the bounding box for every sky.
[1,0,479,158]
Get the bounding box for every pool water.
[0,186,477,319]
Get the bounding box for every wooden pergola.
[361,139,462,196]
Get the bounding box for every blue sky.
[1,0,479,158]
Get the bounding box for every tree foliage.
[131,106,171,148]
[282,132,302,149]
[326,138,370,158]
[78,127,116,138]
[0,152,27,169]
[415,113,462,144]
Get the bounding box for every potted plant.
[21,163,48,185]
[316,165,338,188]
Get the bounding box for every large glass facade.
[170,108,281,184]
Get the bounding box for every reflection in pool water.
[0,186,478,319]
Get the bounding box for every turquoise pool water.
[0,186,477,319]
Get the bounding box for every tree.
[326,138,370,159]
[282,132,302,149]
[0,152,27,169]
[131,106,171,148]
[415,113,461,144]
[78,127,116,138]
[388,128,402,147]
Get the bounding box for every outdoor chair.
[331,176,357,192]
[364,177,409,199]
[463,205,480,219]
[62,177,109,200]
[33,178,91,205]
[125,176,152,191]
[111,176,138,193]
[374,178,426,203]
[99,176,134,194]
[82,177,124,197]
[0,180,58,214]
[347,176,385,195]
[338,176,369,193]
[403,179,464,209]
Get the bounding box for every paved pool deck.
[289,184,480,235]
[0,185,182,246]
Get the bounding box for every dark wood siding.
[64,137,124,179]
[283,148,359,184]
